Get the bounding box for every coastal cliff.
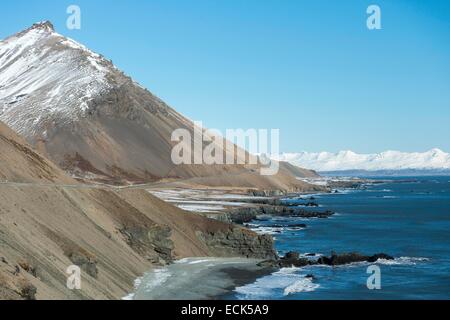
[0,120,276,300]
[0,22,321,300]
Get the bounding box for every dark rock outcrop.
[147,225,174,264]
[120,224,174,264]
[249,190,286,197]
[19,283,37,300]
[18,260,37,277]
[227,208,260,224]
[278,251,310,267]
[317,252,394,266]
[367,253,395,263]
[258,251,394,269]
[305,274,316,280]
[196,227,277,260]
[226,206,334,224]
[68,252,98,278]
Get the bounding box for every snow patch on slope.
[273,149,450,171]
[0,21,114,138]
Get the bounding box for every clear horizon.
[1,0,449,154]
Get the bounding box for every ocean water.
[230,176,450,300]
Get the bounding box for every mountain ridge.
[0,21,319,191]
[274,148,450,172]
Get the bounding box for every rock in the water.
[304,202,319,207]
[256,259,279,268]
[278,251,310,267]
[227,205,335,224]
[258,251,395,271]
[316,252,394,266]
[285,251,300,260]
[305,274,317,280]
[367,253,394,262]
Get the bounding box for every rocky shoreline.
[225,205,335,224]
[207,178,376,225]
[198,178,376,261]
[259,251,394,268]
[121,178,399,299]
[210,179,396,288]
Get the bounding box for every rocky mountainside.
[0,21,318,191]
[0,120,275,299]
[0,21,194,183]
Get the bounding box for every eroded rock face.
[120,224,174,264]
[249,190,286,197]
[68,252,98,279]
[196,227,277,260]
[227,206,334,224]
[147,225,174,263]
[19,283,37,300]
[226,208,260,224]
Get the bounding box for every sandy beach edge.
[127,257,275,300]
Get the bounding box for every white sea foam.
[121,293,135,300]
[250,225,306,235]
[176,257,216,265]
[366,189,393,193]
[376,257,430,266]
[187,259,213,265]
[121,274,144,300]
[141,268,171,292]
[177,204,225,212]
[313,256,431,268]
[283,277,320,295]
[234,267,319,299]
[277,266,301,274]
[250,226,284,235]
[333,189,358,194]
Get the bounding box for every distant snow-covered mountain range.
[273,149,450,174]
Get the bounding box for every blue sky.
[1,0,449,153]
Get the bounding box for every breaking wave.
[376,257,430,265]
[234,267,319,299]
[283,277,320,295]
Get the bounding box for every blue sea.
[230,176,450,300]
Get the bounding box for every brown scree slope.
[0,121,274,299]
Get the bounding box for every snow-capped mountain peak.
[0,22,191,182]
[273,149,450,172]
[0,21,118,139]
[29,20,54,32]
